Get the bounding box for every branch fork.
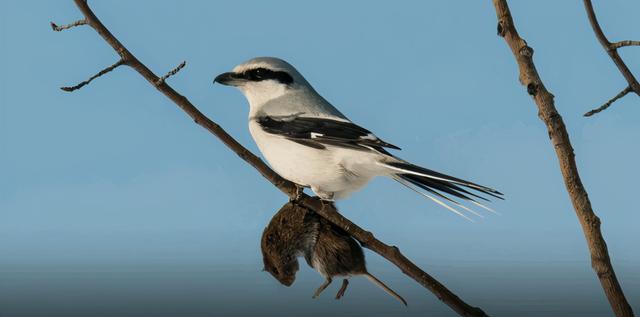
[583,0,640,117]
[610,40,640,50]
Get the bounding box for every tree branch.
[50,19,86,31]
[610,40,640,50]
[584,86,632,117]
[156,61,186,86]
[583,0,640,117]
[492,1,634,317]
[61,59,125,92]
[53,1,489,316]
[299,195,487,316]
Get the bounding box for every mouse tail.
[363,272,407,306]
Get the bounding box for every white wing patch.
[360,133,378,141]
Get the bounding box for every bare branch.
[61,59,126,92]
[54,1,489,316]
[584,86,632,117]
[610,40,640,50]
[156,61,186,86]
[583,0,640,117]
[492,1,634,316]
[50,19,86,31]
[298,195,488,316]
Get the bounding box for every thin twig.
[610,40,640,50]
[583,0,640,117]
[492,1,634,316]
[584,86,632,117]
[61,59,126,92]
[53,1,490,316]
[50,19,86,31]
[156,61,186,85]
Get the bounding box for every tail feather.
[437,181,492,202]
[402,174,478,202]
[364,272,407,306]
[383,161,504,199]
[400,176,484,218]
[471,200,500,215]
[402,174,497,213]
[393,176,475,222]
[383,160,504,219]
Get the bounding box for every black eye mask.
[243,67,293,85]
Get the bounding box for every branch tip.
[584,86,632,117]
[61,59,126,92]
[50,19,86,31]
[156,61,187,85]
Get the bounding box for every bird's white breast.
[248,120,385,199]
[249,120,334,186]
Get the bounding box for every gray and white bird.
[214,57,502,220]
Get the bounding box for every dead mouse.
[261,201,319,286]
[261,201,407,305]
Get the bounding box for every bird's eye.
[244,68,292,85]
[254,68,266,78]
[245,68,268,81]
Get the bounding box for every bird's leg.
[311,186,334,201]
[289,184,304,202]
[312,277,332,299]
[335,278,349,299]
[319,199,337,215]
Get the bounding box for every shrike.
[214,57,502,220]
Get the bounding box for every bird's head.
[214,57,310,108]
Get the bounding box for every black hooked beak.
[214,72,244,86]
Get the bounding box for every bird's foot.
[289,185,305,202]
[311,186,334,201]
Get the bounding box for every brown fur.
[261,201,406,305]
[261,201,319,286]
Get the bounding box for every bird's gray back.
[257,87,348,120]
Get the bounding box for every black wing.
[257,116,400,152]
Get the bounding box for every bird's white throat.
[237,80,290,117]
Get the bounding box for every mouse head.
[261,231,299,286]
[261,202,318,286]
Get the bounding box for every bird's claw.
[289,185,304,202]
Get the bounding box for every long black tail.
[382,161,504,220]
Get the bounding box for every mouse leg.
[335,279,349,299]
[312,277,332,299]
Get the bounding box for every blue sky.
[1,1,639,316]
